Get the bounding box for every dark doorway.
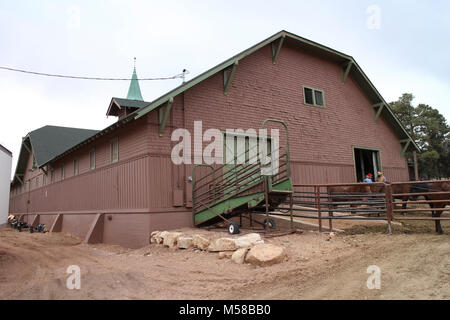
[353,148,381,182]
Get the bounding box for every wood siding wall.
[10,40,409,247]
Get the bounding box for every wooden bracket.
[271,35,285,64]
[373,103,385,123]
[159,97,174,137]
[223,61,238,96]
[84,213,105,244]
[401,140,411,156]
[15,174,24,185]
[31,214,40,228]
[342,61,353,84]
[50,214,63,232]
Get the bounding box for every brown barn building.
[9,31,418,248]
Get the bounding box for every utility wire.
[0,66,188,81]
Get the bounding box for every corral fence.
[273,180,450,234]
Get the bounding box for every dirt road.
[1,220,449,300]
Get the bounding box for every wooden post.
[289,193,294,230]
[385,184,393,235]
[327,187,333,232]
[315,186,322,233]
[264,177,270,235]
[413,150,419,181]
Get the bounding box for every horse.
[327,184,376,215]
[384,181,449,234]
[417,181,450,234]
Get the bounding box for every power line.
[0,66,189,81]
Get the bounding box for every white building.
[0,144,12,227]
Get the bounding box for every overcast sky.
[1,0,449,178]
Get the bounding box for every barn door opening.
[353,147,381,182]
[223,132,272,195]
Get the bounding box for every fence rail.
[274,180,450,234]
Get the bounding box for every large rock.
[218,251,233,259]
[193,235,210,251]
[150,231,160,244]
[245,244,287,267]
[232,248,249,264]
[235,233,263,249]
[163,232,183,248]
[153,231,169,244]
[208,238,237,252]
[177,237,194,249]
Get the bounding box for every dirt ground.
[1,216,450,300]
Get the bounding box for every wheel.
[264,218,276,229]
[228,222,240,235]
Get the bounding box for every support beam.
[30,214,40,228]
[15,174,24,185]
[401,140,411,156]
[50,214,63,232]
[373,103,385,123]
[223,61,238,96]
[272,35,285,64]
[342,61,353,84]
[22,139,31,154]
[372,102,384,109]
[158,97,174,137]
[413,150,419,181]
[84,213,105,244]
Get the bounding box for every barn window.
[303,86,325,107]
[43,174,46,186]
[61,165,65,180]
[36,176,39,187]
[90,148,96,170]
[73,158,79,175]
[50,170,54,183]
[110,137,119,164]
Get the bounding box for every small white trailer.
[0,144,12,228]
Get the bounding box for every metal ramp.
[192,120,293,233]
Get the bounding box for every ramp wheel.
[264,218,276,229]
[228,222,240,235]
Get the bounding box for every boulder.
[155,231,169,244]
[235,233,263,249]
[232,248,249,264]
[177,237,194,249]
[163,232,183,248]
[193,235,210,251]
[245,244,287,267]
[150,231,160,244]
[218,251,233,259]
[208,238,237,252]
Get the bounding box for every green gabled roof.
[133,30,419,151]
[106,97,152,116]
[12,126,98,185]
[112,97,149,108]
[126,67,144,101]
[28,126,99,165]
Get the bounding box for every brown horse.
[384,181,449,234]
[329,182,450,234]
[327,184,375,214]
[424,181,450,234]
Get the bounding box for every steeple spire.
[126,57,144,101]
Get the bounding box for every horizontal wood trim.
[10,208,191,216]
